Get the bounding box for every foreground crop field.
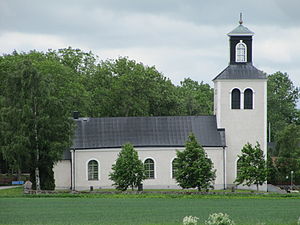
[0,196,300,225]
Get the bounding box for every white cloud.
[0,32,68,53]
[254,26,300,64]
[0,0,299,91]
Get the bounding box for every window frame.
[236,157,243,179]
[244,88,254,109]
[144,158,155,179]
[231,88,241,109]
[235,40,247,63]
[171,158,178,179]
[87,159,100,181]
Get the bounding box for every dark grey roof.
[72,116,225,149]
[228,24,254,36]
[213,63,267,80]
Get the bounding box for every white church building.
[53,19,267,191]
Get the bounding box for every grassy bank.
[0,197,299,225]
[0,187,300,225]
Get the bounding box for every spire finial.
[239,12,243,25]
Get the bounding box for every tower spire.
[239,12,243,25]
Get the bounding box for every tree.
[267,72,300,142]
[273,124,300,184]
[177,78,213,115]
[235,143,267,191]
[0,58,73,190]
[175,133,216,191]
[109,143,145,191]
[90,57,181,117]
[266,153,277,184]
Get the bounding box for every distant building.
[54,18,267,190]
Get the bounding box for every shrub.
[205,213,235,225]
[109,143,145,191]
[176,133,216,191]
[183,215,199,225]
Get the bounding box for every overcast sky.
[1,0,299,93]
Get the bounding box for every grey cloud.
[1,0,300,37]
[0,0,299,89]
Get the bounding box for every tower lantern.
[227,14,254,64]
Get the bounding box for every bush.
[205,213,235,225]
[109,143,145,191]
[183,215,199,225]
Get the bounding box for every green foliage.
[276,124,300,158]
[235,143,267,190]
[204,213,235,225]
[0,48,216,190]
[271,124,300,184]
[109,143,145,191]
[178,78,213,115]
[266,154,277,184]
[267,72,300,142]
[175,133,216,191]
[0,55,74,190]
[89,57,182,117]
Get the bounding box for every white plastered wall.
[53,160,71,189]
[65,147,224,190]
[214,79,267,190]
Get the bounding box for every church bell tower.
[213,15,267,189]
[228,13,254,65]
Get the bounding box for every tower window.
[236,41,247,62]
[244,89,253,109]
[231,88,241,109]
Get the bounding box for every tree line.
[267,72,300,185]
[0,47,299,188]
[0,48,213,189]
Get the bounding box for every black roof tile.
[213,63,266,80]
[71,116,224,149]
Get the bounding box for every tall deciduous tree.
[0,58,73,190]
[109,143,145,191]
[266,154,277,184]
[273,124,300,184]
[235,143,267,191]
[90,57,181,117]
[178,78,213,115]
[175,133,215,191]
[267,72,300,142]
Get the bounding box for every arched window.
[236,41,247,62]
[144,158,155,179]
[88,160,99,180]
[231,88,241,109]
[244,89,253,109]
[172,158,178,179]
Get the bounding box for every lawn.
[0,188,299,225]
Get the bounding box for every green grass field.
[0,188,299,225]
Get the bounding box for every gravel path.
[0,185,20,190]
